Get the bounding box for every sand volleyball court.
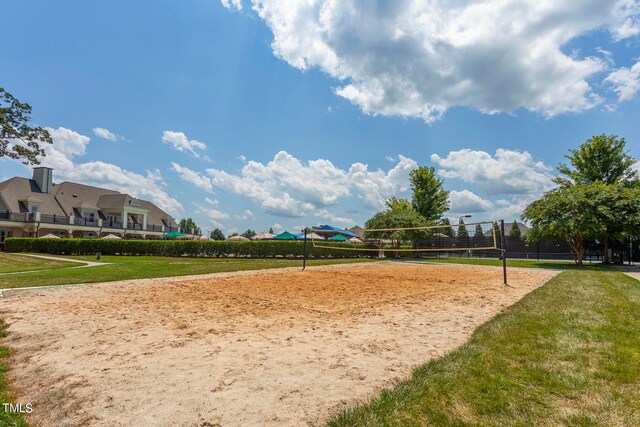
[1,262,557,426]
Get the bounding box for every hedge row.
[4,238,386,258]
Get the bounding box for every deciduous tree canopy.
[1,88,53,165]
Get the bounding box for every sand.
[0,262,558,426]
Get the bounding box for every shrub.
[4,238,381,258]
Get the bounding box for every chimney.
[33,167,54,193]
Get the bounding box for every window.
[30,205,39,213]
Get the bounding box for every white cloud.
[193,201,230,229]
[92,127,124,142]
[449,190,494,214]
[170,162,213,193]
[431,149,555,196]
[314,209,354,226]
[221,0,243,11]
[45,127,90,158]
[244,0,640,122]
[237,209,254,220]
[271,223,284,233]
[37,127,183,216]
[162,130,208,159]
[605,60,640,101]
[205,150,417,217]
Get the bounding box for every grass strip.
[0,319,27,427]
[328,270,640,426]
[0,254,77,274]
[0,256,378,289]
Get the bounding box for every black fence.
[414,234,640,263]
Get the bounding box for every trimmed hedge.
[4,238,382,258]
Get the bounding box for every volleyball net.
[310,221,500,254]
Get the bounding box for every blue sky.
[2,0,640,235]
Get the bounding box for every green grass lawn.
[0,255,378,289]
[0,319,27,427]
[328,269,640,426]
[0,253,77,274]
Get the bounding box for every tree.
[523,183,640,266]
[268,227,274,234]
[210,228,225,240]
[456,218,469,238]
[228,232,239,238]
[556,134,639,187]
[179,218,198,232]
[1,88,53,165]
[410,166,450,222]
[365,208,431,253]
[241,229,256,239]
[440,218,455,237]
[474,224,484,238]
[554,134,639,262]
[385,196,413,212]
[509,220,522,238]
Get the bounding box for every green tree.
[456,218,469,238]
[228,232,239,238]
[410,166,450,222]
[210,228,225,240]
[556,134,638,187]
[1,88,53,165]
[509,220,522,238]
[365,208,431,255]
[440,218,455,237]
[179,218,198,232]
[385,196,412,212]
[268,227,274,234]
[555,134,639,262]
[241,229,256,239]
[474,224,484,238]
[523,183,640,266]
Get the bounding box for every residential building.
[0,167,199,246]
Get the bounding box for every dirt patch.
[1,262,557,426]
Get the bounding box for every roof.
[315,224,359,238]
[0,177,66,216]
[274,231,296,240]
[348,225,364,237]
[0,174,178,227]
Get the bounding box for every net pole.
[302,228,308,271]
[500,219,507,286]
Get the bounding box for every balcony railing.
[0,211,34,222]
[0,210,201,235]
[104,220,124,229]
[39,214,70,225]
[75,217,99,227]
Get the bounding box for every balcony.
[0,211,35,222]
[74,217,99,227]
[39,214,71,225]
[0,210,199,235]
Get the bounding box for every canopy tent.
[228,235,250,241]
[315,224,359,239]
[328,234,348,241]
[273,231,296,240]
[163,231,187,238]
[101,234,122,240]
[294,232,325,240]
[348,237,363,243]
[39,233,61,239]
[253,232,275,240]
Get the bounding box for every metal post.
[302,228,308,270]
[500,219,507,286]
